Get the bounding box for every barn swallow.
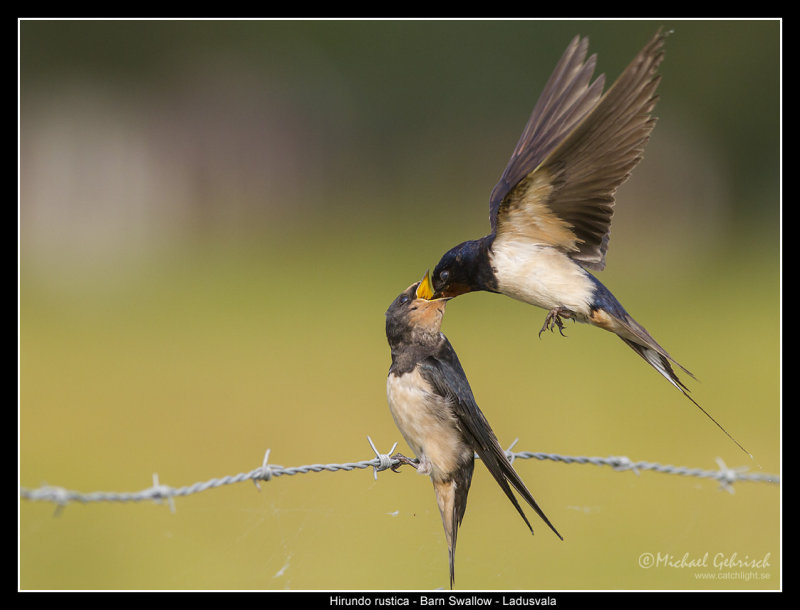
[429,29,749,456]
[385,272,562,589]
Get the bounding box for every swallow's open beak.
[415,270,436,300]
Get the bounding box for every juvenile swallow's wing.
[418,342,562,540]
[492,29,667,271]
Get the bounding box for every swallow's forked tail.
[587,277,752,459]
[619,335,751,458]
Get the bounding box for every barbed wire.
[20,437,779,514]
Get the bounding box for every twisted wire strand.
[20,437,779,512]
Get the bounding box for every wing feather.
[489,35,605,230]
[419,342,562,539]
[493,29,669,271]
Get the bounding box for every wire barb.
[504,438,520,464]
[367,436,398,480]
[253,449,283,490]
[150,473,176,513]
[608,456,640,475]
[714,457,747,494]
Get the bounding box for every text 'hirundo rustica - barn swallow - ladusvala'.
[385,273,562,589]
[428,29,749,457]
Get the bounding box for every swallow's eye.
[399,295,410,305]
[439,270,450,283]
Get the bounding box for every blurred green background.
[19,19,779,591]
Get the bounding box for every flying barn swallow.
[429,29,748,455]
[385,273,562,589]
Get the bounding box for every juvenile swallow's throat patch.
[407,301,445,333]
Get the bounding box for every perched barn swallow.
[429,29,748,455]
[385,273,562,589]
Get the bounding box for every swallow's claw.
[539,307,573,337]
[390,453,420,472]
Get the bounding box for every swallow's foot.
[539,307,574,337]
[390,453,420,473]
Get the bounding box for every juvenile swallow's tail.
[432,464,473,590]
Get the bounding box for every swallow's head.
[386,271,449,347]
[432,238,494,298]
